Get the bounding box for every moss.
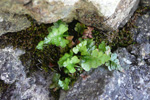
[0,15,61,73]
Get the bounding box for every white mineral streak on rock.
[123,58,132,64]
[87,0,121,17]
[0,16,3,22]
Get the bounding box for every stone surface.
[104,0,140,29]
[0,46,55,100]
[1,71,54,100]
[131,12,150,44]
[0,46,25,84]
[59,43,150,100]
[0,11,31,36]
[0,0,139,30]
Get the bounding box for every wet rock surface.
[0,11,31,36]
[0,0,139,30]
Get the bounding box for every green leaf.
[86,39,96,53]
[58,78,71,90]
[50,73,61,89]
[111,53,117,61]
[100,54,111,64]
[80,56,91,71]
[74,23,86,34]
[80,49,109,71]
[98,41,106,52]
[105,53,122,71]
[72,40,88,55]
[36,41,44,50]
[37,20,69,49]
[58,53,73,67]
[63,56,80,73]
[44,22,69,48]
[52,73,61,83]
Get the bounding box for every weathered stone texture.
[1,71,54,100]
[0,46,55,100]
[0,0,140,31]
[0,47,25,84]
[0,11,31,36]
[131,12,150,44]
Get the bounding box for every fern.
[36,20,69,50]
[37,21,123,91]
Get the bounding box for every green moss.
[93,23,134,51]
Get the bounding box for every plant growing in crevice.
[36,21,122,91]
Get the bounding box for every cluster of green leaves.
[36,20,69,50]
[58,39,111,72]
[51,39,122,90]
[36,21,122,91]
[50,73,70,90]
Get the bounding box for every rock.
[127,43,150,65]
[59,66,114,100]
[131,12,150,44]
[82,0,140,30]
[59,43,150,100]
[0,11,31,36]
[140,0,150,7]
[1,71,54,100]
[0,46,25,84]
[0,0,139,30]
[116,48,136,69]
[0,46,55,100]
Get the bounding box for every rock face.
[1,71,54,100]
[131,12,150,44]
[0,0,139,30]
[0,11,31,36]
[0,47,25,84]
[0,46,54,100]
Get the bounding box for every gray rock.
[59,43,150,100]
[0,46,25,84]
[127,43,150,65]
[0,11,31,36]
[0,0,139,30]
[131,13,150,44]
[1,71,54,100]
[0,46,55,100]
[116,48,136,69]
